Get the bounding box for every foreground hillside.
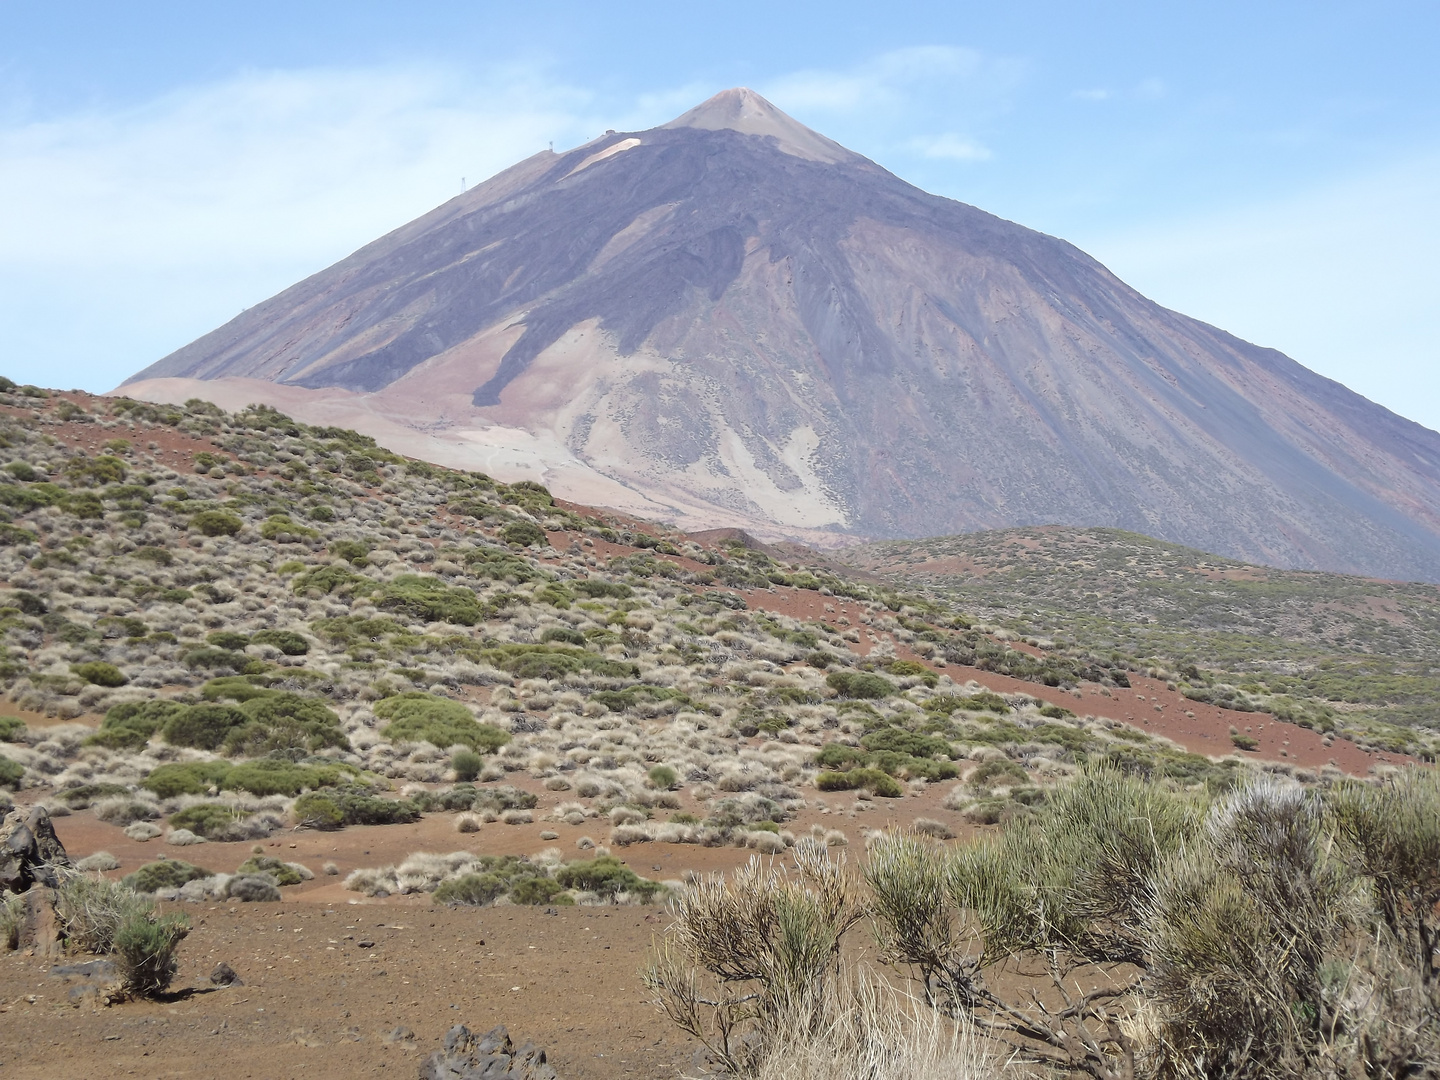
[838,527,1440,760]
[2,383,1436,1078]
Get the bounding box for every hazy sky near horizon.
[3,1,1438,429]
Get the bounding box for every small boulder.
[209,961,242,986]
[419,1023,559,1080]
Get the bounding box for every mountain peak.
[660,87,856,163]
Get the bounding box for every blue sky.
[3,1,1438,429]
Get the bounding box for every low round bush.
[123,859,212,894]
[291,792,344,829]
[0,714,24,741]
[433,872,509,906]
[70,661,128,687]
[500,520,548,548]
[143,760,232,798]
[510,876,567,905]
[647,765,679,790]
[539,626,586,646]
[814,768,903,798]
[555,855,664,901]
[161,704,248,751]
[115,912,189,996]
[236,855,303,886]
[452,749,483,782]
[206,630,250,651]
[374,692,510,753]
[190,510,243,537]
[226,874,281,902]
[825,670,895,700]
[0,755,23,789]
[250,629,309,655]
[167,802,243,839]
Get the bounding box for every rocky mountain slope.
[122,89,1440,582]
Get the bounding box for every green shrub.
[555,855,664,901]
[480,643,638,681]
[189,510,243,537]
[206,629,250,651]
[329,539,370,563]
[647,765,679,790]
[167,803,243,839]
[235,855,304,886]
[87,699,186,750]
[114,912,190,997]
[574,579,633,599]
[70,661,128,687]
[221,759,353,797]
[540,626,587,646]
[375,575,485,625]
[500,520,548,547]
[510,876,568,905]
[161,703,249,751]
[199,676,274,702]
[0,755,24,789]
[373,692,509,753]
[472,785,538,813]
[814,768,903,797]
[860,727,956,759]
[250,629,309,655]
[123,859,212,894]
[825,670,894,700]
[54,874,154,953]
[142,760,232,798]
[814,743,872,770]
[1039,703,1076,719]
[434,872,509,906]
[1231,733,1259,751]
[260,514,319,541]
[956,691,1010,713]
[320,785,420,826]
[291,792,344,829]
[0,715,24,741]
[292,563,368,595]
[225,692,345,755]
[452,749,483,782]
[182,647,253,672]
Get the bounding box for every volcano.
[121,88,1440,580]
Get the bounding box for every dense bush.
[375,574,485,624]
[452,749,483,782]
[250,629,309,655]
[142,760,233,798]
[166,802,244,839]
[825,670,895,700]
[235,855,304,886]
[160,703,249,751]
[115,912,190,997]
[123,859,212,894]
[555,855,664,901]
[539,626,587,646]
[85,699,186,750]
[70,661,128,687]
[373,692,509,752]
[0,715,24,741]
[574,579,633,599]
[294,785,419,828]
[500,520,548,547]
[815,768,903,797]
[0,755,23,789]
[189,509,243,536]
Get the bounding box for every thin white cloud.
[1073,88,1112,101]
[0,63,613,388]
[907,133,993,161]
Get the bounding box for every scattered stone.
[209,961,242,986]
[357,939,376,948]
[384,1025,417,1045]
[419,1023,559,1080]
[0,805,71,892]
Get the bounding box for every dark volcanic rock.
[124,89,1440,582]
[419,1023,558,1080]
[0,805,71,893]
